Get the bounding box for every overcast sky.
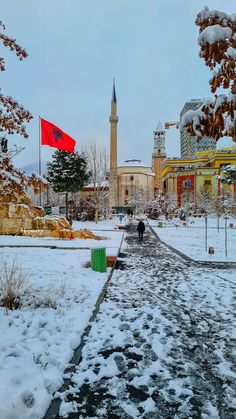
[1,0,235,170]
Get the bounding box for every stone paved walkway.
[56,223,236,419]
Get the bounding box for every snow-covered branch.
[84,141,109,222]
[0,151,47,201]
[182,7,236,143]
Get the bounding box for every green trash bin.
[158,221,163,228]
[91,248,107,272]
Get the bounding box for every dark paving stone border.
[0,245,120,251]
[0,244,92,250]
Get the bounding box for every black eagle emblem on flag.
[53,128,62,142]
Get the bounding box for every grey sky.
[1,0,235,170]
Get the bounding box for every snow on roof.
[85,180,109,188]
[121,158,148,167]
[145,172,155,176]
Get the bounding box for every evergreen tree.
[46,150,90,220]
[218,165,236,185]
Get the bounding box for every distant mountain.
[21,161,48,175]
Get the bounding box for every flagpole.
[39,116,42,206]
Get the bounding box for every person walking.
[137,220,145,241]
[118,213,124,223]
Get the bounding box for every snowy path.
[56,223,236,419]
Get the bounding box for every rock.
[21,229,61,238]
[22,219,33,230]
[0,192,31,205]
[29,206,45,217]
[72,228,103,240]
[0,204,9,218]
[8,204,44,219]
[21,229,55,238]
[32,216,71,231]
[1,218,23,235]
[58,229,73,239]
[0,198,103,241]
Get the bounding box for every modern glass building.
[180,99,217,158]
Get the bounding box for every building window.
[130,176,134,181]
[204,180,211,185]
[220,163,230,168]
[125,189,129,196]
[183,179,191,187]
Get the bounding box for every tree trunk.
[65,192,68,220]
[1,137,8,153]
[95,207,99,224]
[225,216,228,257]
[217,215,220,233]
[205,216,208,253]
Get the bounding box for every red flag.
[41,118,76,152]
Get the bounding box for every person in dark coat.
[137,220,145,240]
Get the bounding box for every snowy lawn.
[0,219,123,256]
[149,216,236,262]
[72,216,126,231]
[0,220,123,419]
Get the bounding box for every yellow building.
[161,147,236,205]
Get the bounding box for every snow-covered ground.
[1,216,235,418]
[149,216,236,262]
[0,219,123,419]
[72,217,126,231]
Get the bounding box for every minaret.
[109,79,118,208]
[152,120,167,193]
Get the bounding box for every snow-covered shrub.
[126,188,149,215]
[43,284,58,309]
[163,192,177,219]
[0,257,28,310]
[177,197,195,221]
[146,194,164,219]
[26,280,69,310]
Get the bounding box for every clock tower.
[152,120,166,193]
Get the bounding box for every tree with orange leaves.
[0,21,46,202]
[181,7,236,142]
[0,148,47,202]
[0,20,32,139]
